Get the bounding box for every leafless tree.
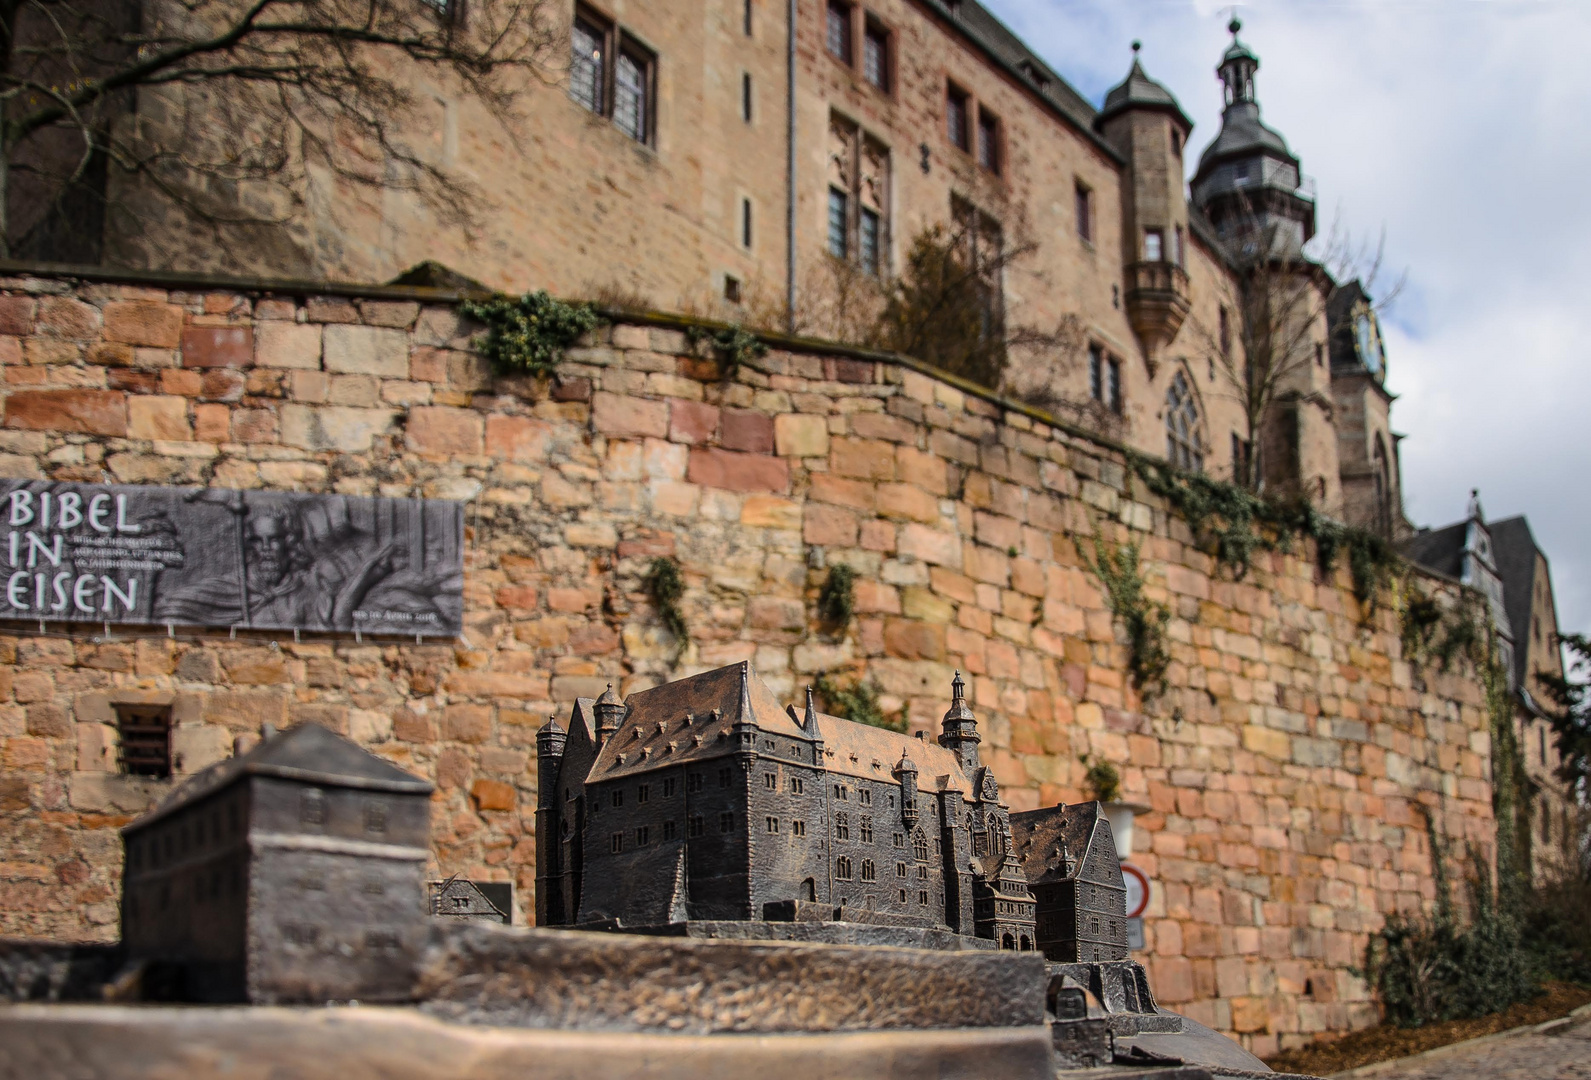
[0,0,558,266]
[1188,199,1403,491]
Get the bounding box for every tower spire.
[938,671,982,772]
[1218,17,1259,108]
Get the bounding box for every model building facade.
[1012,801,1130,962]
[120,723,434,1002]
[537,662,1039,948]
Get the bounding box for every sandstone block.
[0,296,36,336]
[471,778,517,812]
[593,391,669,438]
[884,619,946,661]
[749,597,805,631]
[5,389,127,436]
[775,413,829,457]
[720,409,774,453]
[181,326,253,369]
[486,415,553,461]
[323,324,409,378]
[898,523,961,567]
[279,404,396,452]
[740,495,801,530]
[255,322,322,370]
[409,406,484,455]
[669,400,720,444]
[127,396,190,441]
[445,705,492,743]
[686,447,790,493]
[832,437,897,480]
[803,504,859,547]
[194,404,230,442]
[878,483,940,522]
[103,301,182,347]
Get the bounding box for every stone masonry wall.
[0,270,1497,1056]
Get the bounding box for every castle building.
[536,662,1038,948]
[1011,800,1129,964]
[56,3,1410,534]
[120,723,434,1002]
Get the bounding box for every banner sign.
[0,480,464,636]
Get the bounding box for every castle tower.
[938,672,981,773]
[1095,42,1195,367]
[1190,19,1316,253]
[594,683,624,747]
[535,714,568,927]
[893,750,919,828]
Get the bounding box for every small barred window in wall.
[571,16,605,113]
[614,49,649,142]
[1165,371,1203,471]
[863,21,889,90]
[977,109,999,174]
[826,0,852,63]
[827,188,848,258]
[947,85,970,151]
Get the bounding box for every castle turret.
[937,671,981,773]
[535,714,567,926]
[1096,41,1195,365]
[893,750,919,828]
[594,683,624,746]
[1191,19,1316,253]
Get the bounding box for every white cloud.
[985,0,1591,635]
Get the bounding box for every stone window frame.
[945,80,971,153]
[825,0,854,65]
[861,14,893,95]
[976,106,1002,176]
[1164,367,1206,472]
[1074,180,1094,245]
[827,111,892,277]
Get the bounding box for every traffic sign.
[1122,861,1150,919]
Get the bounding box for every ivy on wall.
[462,290,601,376]
[815,671,903,732]
[817,563,857,626]
[644,556,688,647]
[687,323,768,380]
[1080,530,1171,699]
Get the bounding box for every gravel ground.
[1344,1011,1591,1079]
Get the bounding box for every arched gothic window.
[1372,438,1392,538]
[1165,371,1203,471]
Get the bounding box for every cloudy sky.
[980,0,1591,638]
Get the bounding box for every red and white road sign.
[1122,862,1150,919]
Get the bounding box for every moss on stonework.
[815,672,902,732]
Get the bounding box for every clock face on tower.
[1356,313,1384,378]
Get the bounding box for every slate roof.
[1401,521,1468,581]
[1490,516,1547,688]
[589,661,974,794]
[1097,58,1192,130]
[126,722,434,834]
[1195,101,1295,174]
[1009,801,1116,884]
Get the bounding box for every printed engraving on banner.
[0,481,464,635]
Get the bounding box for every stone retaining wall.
[0,270,1496,1056]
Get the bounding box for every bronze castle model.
[536,661,1126,963]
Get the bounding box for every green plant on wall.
[817,563,857,626]
[1081,530,1171,698]
[644,556,688,645]
[1081,757,1121,804]
[815,671,903,732]
[462,290,601,376]
[687,323,768,380]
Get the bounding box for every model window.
[1165,370,1203,472]
[859,789,872,806]
[946,84,970,151]
[919,890,929,905]
[300,789,327,826]
[896,862,906,878]
[765,772,777,790]
[836,856,853,880]
[570,13,606,114]
[766,816,780,833]
[835,812,850,840]
[859,817,873,843]
[742,72,753,122]
[977,109,999,174]
[790,776,804,794]
[863,20,889,90]
[662,820,677,840]
[663,777,677,797]
[612,789,623,807]
[613,44,652,143]
[827,188,848,258]
[718,767,732,787]
[609,832,623,853]
[792,820,807,837]
[917,864,927,881]
[893,831,904,847]
[689,815,705,837]
[636,826,650,846]
[834,784,848,800]
[638,784,649,803]
[861,859,876,882]
[826,0,852,63]
[1143,229,1163,262]
[719,812,735,833]
[363,800,387,834]
[913,834,928,860]
[1075,182,1093,243]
